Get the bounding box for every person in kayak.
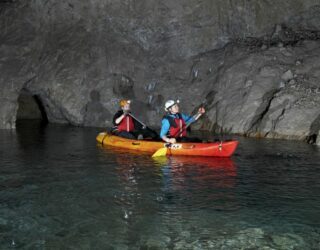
[112,99,158,140]
[160,100,205,143]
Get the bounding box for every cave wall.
[0,0,319,143]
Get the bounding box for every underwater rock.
[271,233,306,249]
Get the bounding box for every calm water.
[0,121,320,249]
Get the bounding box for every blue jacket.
[160,113,195,138]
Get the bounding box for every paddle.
[151,146,169,158]
[151,111,203,158]
[127,113,159,138]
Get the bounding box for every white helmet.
[164,100,180,111]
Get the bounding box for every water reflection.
[153,157,239,212]
[154,156,236,187]
[102,149,240,245]
[98,144,240,213]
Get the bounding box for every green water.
[0,121,319,249]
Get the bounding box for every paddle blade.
[152,147,168,158]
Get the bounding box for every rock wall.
[0,0,319,142]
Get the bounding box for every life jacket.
[164,113,187,138]
[117,114,135,132]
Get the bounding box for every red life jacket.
[165,114,187,138]
[117,115,135,132]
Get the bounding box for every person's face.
[122,103,130,111]
[169,104,179,114]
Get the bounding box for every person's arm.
[182,113,196,125]
[160,119,176,143]
[113,110,125,125]
[182,107,205,124]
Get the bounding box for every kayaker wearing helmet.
[160,100,205,143]
[113,99,158,140]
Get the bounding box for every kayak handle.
[132,142,140,146]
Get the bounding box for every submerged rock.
[271,233,306,249]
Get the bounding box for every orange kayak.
[97,132,238,157]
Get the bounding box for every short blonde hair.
[120,99,130,107]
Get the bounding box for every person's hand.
[198,107,205,114]
[167,138,176,144]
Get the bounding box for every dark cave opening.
[16,89,48,126]
[306,134,318,145]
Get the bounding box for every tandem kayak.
[97,132,238,157]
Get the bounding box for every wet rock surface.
[0,0,319,143]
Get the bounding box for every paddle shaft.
[153,113,203,157]
[128,113,159,136]
[171,111,203,138]
[152,103,205,157]
[127,113,147,128]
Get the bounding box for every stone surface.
[0,0,319,143]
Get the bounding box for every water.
[1,121,320,249]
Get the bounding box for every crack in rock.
[246,89,280,136]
